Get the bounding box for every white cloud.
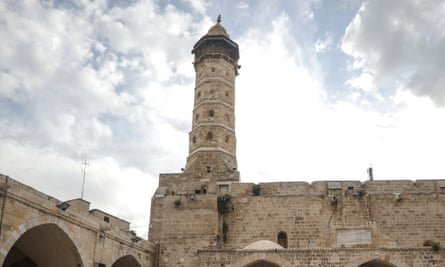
[236,10,445,183]
[181,0,208,14]
[342,0,445,106]
[237,2,249,9]
[0,0,201,236]
[314,33,333,53]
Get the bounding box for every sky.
[1,0,445,238]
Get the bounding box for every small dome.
[243,240,284,250]
[207,23,229,37]
[207,15,229,37]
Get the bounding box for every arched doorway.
[111,255,141,267]
[245,260,280,267]
[359,259,397,267]
[2,223,82,267]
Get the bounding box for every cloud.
[342,0,445,106]
[236,10,445,183]
[237,2,249,9]
[0,0,204,236]
[180,0,208,14]
[314,33,333,53]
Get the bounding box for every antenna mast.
[81,158,89,199]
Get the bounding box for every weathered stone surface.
[0,174,154,267]
[336,229,372,245]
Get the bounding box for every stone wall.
[223,180,445,249]
[197,247,445,266]
[150,176,445,266]
[0,174,155,267]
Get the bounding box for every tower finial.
[217,14,221,23]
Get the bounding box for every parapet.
[230,179,445,197]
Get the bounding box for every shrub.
[217,194,231,215]
[252,184,261,196]
[432,242,441,252]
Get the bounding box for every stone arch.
[234,253,292,267]
[245,260,280,267]
[359,259,396,267]
[0,215,88,267]
[345,253,409,267]
[1,223,84,267]
[111,255,141,267]
[110,249,142,267]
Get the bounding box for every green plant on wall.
[252,184,261,196]
[222,221,229,242]
[432,242,441,252]
[217,194,231,215]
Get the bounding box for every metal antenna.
[81,158,89,199]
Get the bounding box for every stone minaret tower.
[185,16,240,178]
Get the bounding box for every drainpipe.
[0,175,10,236]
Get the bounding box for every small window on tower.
[207,132,213,140]
[195,113,199,122]
[104,216,110,223]
[211,67,215,72]
[225,135,230,143]
[225,91,229,97]
[192,136,196,143]
[197,91,201,98]
[209,110,214,117]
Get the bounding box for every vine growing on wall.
[217,194,231,215]
[222,222,229,242]
[217,194,232,243]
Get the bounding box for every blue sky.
[1,0,445,237]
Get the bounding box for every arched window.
[209,109,214,117]
[225,135,230,143]
[192,136,196,144]
[277,231,288,248]
[206,132,213,140]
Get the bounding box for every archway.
[245,260,280,267]
[2,223,82,267]
[359,259,397,267]
[111,255,141,267]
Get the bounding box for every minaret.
[185,16,240,178]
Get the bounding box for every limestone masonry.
[1,18,444,267]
